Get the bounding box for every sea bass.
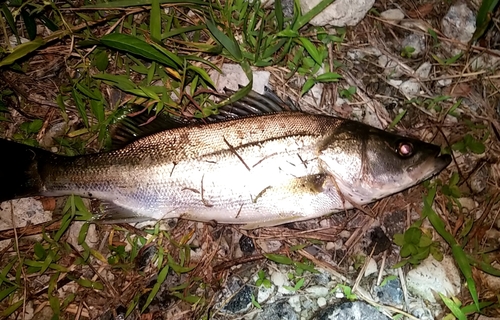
[0,90,451,228]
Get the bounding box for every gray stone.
[374,278,404,307]
[441,3,476,44]
[380,9,404,23]
[254,300,298,320]
[223,283,253,313]
[311,301,390,320]
[401,34,426,58]
[300,0,375,27]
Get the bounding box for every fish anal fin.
[94,201,153,224]
[240,216,306,230]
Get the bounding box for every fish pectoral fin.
[240,216,305,230]
[94,202,154,224]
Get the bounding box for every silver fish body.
[0,94,451,228]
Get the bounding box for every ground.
[0,0,499,319]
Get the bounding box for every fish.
[0,89,451,229]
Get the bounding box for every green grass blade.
[275,0,284,30]
[206,19,242,61]
[2,299,23,316]
[298,37,322,65]
[425,186,480,311]
[83,0,209,8]
[292,0,336,30]
[472,0,499,42]
[142,264,169,312]
[100,33,178,68]
[150,0,161,41]
[0,38,46,67]
[1,4,19,44]
[20,8,36,41]
[439,293,466,320]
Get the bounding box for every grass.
[0,0,500,318]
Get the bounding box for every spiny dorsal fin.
[110,106,191,149]
[110,88,301,148]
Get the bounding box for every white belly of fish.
[107,136,347,227]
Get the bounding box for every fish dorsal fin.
[206,87,301,122]
[110,106,191,149]
[110,88,300,148]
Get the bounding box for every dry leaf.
[408,3,434,19]
[443,83,472,97]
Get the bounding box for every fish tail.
[0,139,51,202]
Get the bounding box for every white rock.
[288,295,302,313]
[257,284,275,303]
[347,47,382,61]
[378,55,404,78]
[380,9,404,22]
[209,64,270,94]
[257,239,282,253]
[441,3,476,43]
[300,0,375,27]
[470,53,500,71]
[271,270,287,287]
[67,221,99,251]
[406,256,461,303]
[401,34,426,57]
[400,79,420,98]
[0,198,52,251]
[387,79,403,88]
[317,297,327,307]
[437,78,453,87]
[364,257,378,277]
[305,285,329,297]
[457,197,476,211]
[415,62,432,79]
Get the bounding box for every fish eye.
[396,141,414,157]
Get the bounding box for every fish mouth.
[409,150,452,182]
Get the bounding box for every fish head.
[318,120,451,203]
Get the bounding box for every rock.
[415,62,432,79]
[222,283,253,313]
[67,221,99,252]
[311,301,390,320]
[257,239,282,253]
[401,34,426,58]
[367,226,392,255]
[257,283,275,304]
[300,0,375,27]
[457,197,476,211]
[317,296,327,307]
[441,3,476,54]
[0,198,53,251]
[406,256,461,303]
[407,300,436,320]
[254,300,298,320]
[378,55,404,78]
[374,277,404,307]
[380,9,405,22]
[305,285,329,297]
[470,165,489,194]
[239,234,255,255]
[288,295,302,313]
[364,258,378,277]
[270,270,288,287]
[210,63,270,94]
[437,78,453,87]
[470,53,500,71]
[400,79,420,97]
